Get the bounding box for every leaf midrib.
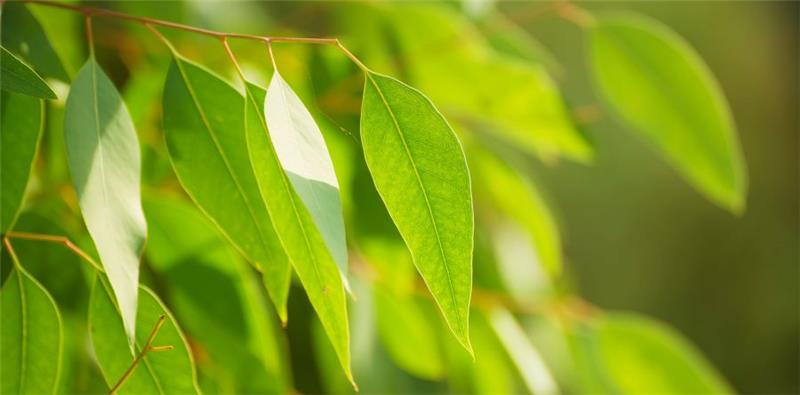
[172,59,273,265]
[366,74,463,333]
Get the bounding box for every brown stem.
[2,238,22,269]
[4,231,104,273]
[84,14,95,56]
[109,315,171,394]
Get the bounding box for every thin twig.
[108,315,172,394]
[2,238,23,270]
[84,14,94,56]
[4,231,104,273]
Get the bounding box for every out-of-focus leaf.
[569,313,733,394]
[386,4,591,163]
[489,309,559,395]
[469,146,562,280]
[374,289,445,380]
[1,264,63,394]
[265,70,350,289]
[64,58,146,346]
[477,14,564,77]
[1,91,43,232]
[361,71,473,353]
[143,194,291,394]
[245,82,352,382]
[0,3,69,81]
[589,14,747,213]
[89,277,199,394]
[162,56,291,318]
[1,46,56,99]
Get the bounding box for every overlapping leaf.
[245,82,352,382]
[162,56,291,319]
[589,14,747,213]
[1,265,63,394]
[265,71,350,289]
[64,58,146,345]
[361,71,473,353]
[89,277,199,394]
[1,91,44,232]
[1,46,56,99]
[0,3,69,81]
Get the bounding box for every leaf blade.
[1,46,56,99]
[360,72,473,352]
[0,3,69,81]
[64,58,147,345]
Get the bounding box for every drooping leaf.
[1,265,64,394]
[162,56,291,319]
[477,14,564,77]
[569,313,733,394]
[245,82,352,382]
[89,277,199,394]
[0,2,69,81]
[374,288,445,380]
[143,194,291,394]
[489,309,559,395]
[64,58,147,346]
[1,91,43,232]
[589,14,747,213]
[385,4,591,163]
[1,46,56,99]
[265,70,350,289]
[360,71,473,353]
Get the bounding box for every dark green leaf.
[162,56,291,319]
[89,277,199,394]
[361,71,473,353]
[589,14,747,213]
[1,3,69,81]
[1,91,43,232]
[1,46,56,99]
[1,264,63,394]
[64,58,147,345]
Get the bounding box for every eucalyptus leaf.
[570,313,733,394]
[89,277,199,394]
[0,3,69,81]
[162,56,291,319]
[589,14,747,213]
[1,46,56,99]
[64,58,146,346]
[1,91,43,232]
[245,82,352,382]
[264,70,350,289]
[1,266,63,394]
[361,71,473,353]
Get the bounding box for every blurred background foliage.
[1,1,797,394]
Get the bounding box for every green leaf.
[245,82,353,382]
[264,70,350,289]
[64,58,147,346]
[1,91,43,232]
[385,5,591,163]
[570,313,733,394]
[489,309,559,395]
[143,194,291,394]
[162,56,291,319]
[1,265,64,394]
[1,3,69,81]
[89,277,199,394]
[477,14,564,77]
[1,46,56,99]
[374,288,445,380]
[360,71,473,353]
[589,14,747,213]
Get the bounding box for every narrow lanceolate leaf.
[489,309,559,395]
[64,58,146,345]
[1,46,56,99]
[89,277,199,394]
[360,72,474,353]
[265,71,350,290]
[1,265,63,394]
[589,14,747,213]
[0,3,69,81]
[245,82,352,382]
[1,91,44,232]
[162,56,292,320]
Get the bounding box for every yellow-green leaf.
[589,14,747,213]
